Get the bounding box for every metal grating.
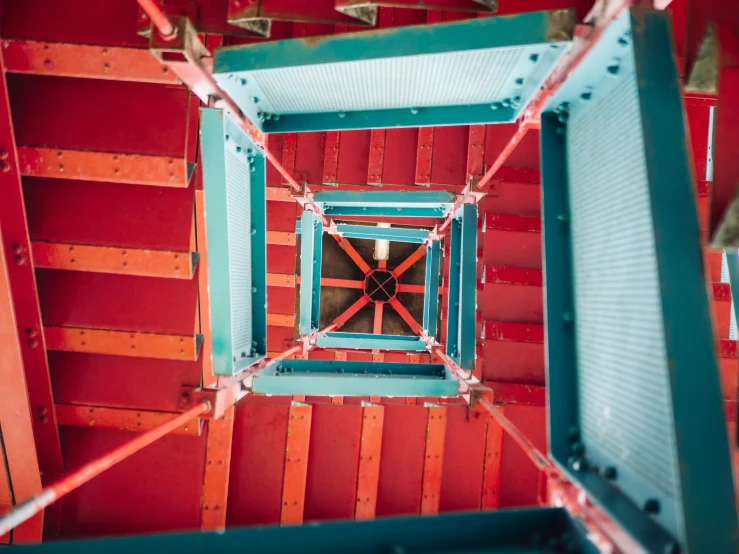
[225,147,253,359]
[248,47,527,114]
[567,71,681,501]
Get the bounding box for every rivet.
[603,466,617,480]
[240,78,247,86]
[514,78,524,85]
[338,112,346,118]
[607,64,620,75]
[43,59,52,69]
[644,499,660,514]
[103,63,110,72]
[0,149,7,160]
[563,312,573,323]
[580,90,592,101]
[410,107,419,115]
[58,164,64,172]
[529,53,539,63]
[252,97,260,103]
[102,49,108,56]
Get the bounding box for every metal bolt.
[252,97,260,103]
[607,64,620,75]
[490,102,501,110]
[43,59,52,69]
[557,112,569,123]
[236,146,242,153]
[618,36,629,46]
[580,90,592,101]
[240,78,247,86]
[603,466,617,480]
[103,63,110,72]
[529,53,539,63]
[563,312,573,323]
[410,107,419,115]
[338,112,346,118]
[514,78,524,85]
[0,149,8,160]
[644,499,660,514]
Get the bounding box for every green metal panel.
[17,508,599,553]
[541,8,737,553]
[252,359,458,396]
[335,224,429,244]
[299,210,322,335]
[315,332,428,351]
[212,11,575,131]
[445,211,461,361]
[423,241,441,338]
[199,108,266,376]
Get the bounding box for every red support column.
[280,403,312,525]
[0,39,64,537]
[420,406,447,514]
[355,404,384,520]
[201,407,235,531]
[415,127,434,185]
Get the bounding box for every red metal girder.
[335,351,347,361]
[484,264,542,286]
[0,232,44,543]
[484,321,544,343]
[393,243,427,277]
[373,301,384,334]
[333,235,372,275]
[281,133,299,180]
[2,40,178,84]
[43,326,203,361]
[485,213,541,233]
[55,404,201,437]
[420,406,447,514]
[201,406,236,530]
[415,127,434,185]
[267,313,295,328]
[267,273,296,287]
[388,297,424,336]
[355,404,384,520]
[466,124,487,181]
[332,296,370,330]
[18,147,191,187]
[31,241,197,279]
[367,129,386,185]
[323,131,340,185]
[0,42,65,528]
[481,409,504,509]
[281,403,312,525]
[266,231,296,246]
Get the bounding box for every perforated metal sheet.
[225,147,253,359]
[247,47,529,114]
[566,70,681,501]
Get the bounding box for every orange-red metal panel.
[266,231,296,246]
[57,427,206,538]
[194,190,214,385]
[3,40,177,84]
[376,405,427,516]
[227,403,290,526]
[420,406,447,514]
[438,406,486,512]
[323,131,340,184]
[201,407,235,530]
[55,404,200,436]
[355,404,384,520]
[367,130,386,185]
[281,403,312,525]
[32,241,195,279]
[415,127,434,185]
[267,273,295,287]
[498,405,546,507]
[18,147,189,187]
[304,403,363,521]
[44,326,201,361]
[393,244,426,277]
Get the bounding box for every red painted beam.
[484,265,543,286]
[266,231,296,246]
[388,297,424,335]
[367,130,386,185]
[0,42,64,535]
[323,131,340,185]
[355,404,384,520]
[333,235,372,275]
[31,241,197,280]
[393,243,427,277]
[280,403,312,525]
[55,404,201,437]
[373,301,384,334]
[420,406,447,514]
[481,411,504,509]
[18,147,191,188]
[2,40,178,84]
[201,406,236,530]
[415,127,434,185]
[43,326,203,361]
[331,296,370,330]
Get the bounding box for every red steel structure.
[0,0,735,550]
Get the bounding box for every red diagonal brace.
[388,297,423,335]
[332,235,372,275]
[393,244,427,278]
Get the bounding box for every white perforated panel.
[226,148,253,359]
[248,47,528,114]
[567,71,681,501]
